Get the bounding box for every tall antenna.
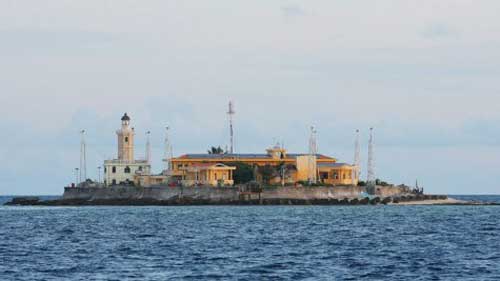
[164,126,173,171]
[308,126,318,184]
[74,167,79,186]
[353,129,360,182]
[97,166,101,184]
[227,101,235,154]
[145,131,151,164]
[79,130,87,184]
[367,127,375,186]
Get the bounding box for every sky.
[0,0,499,195]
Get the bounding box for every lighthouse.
[103,113,151,186]
[117,113,134,162]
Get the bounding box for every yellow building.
[168,145,358,186]
[318,163,358,186]
[177,163,236,187]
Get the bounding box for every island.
[5,112,495,206]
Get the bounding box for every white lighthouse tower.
[103,113,150,186]
[117,113,135,162]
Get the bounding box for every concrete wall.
[372,185,412,197]
[63,186,239,201]
[261,186,365,200]
[64,185,407,202]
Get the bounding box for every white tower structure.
[227,101,235,154]
[353,129,361,182]
[79,130,87,184]
[308,126,318,184]
[145,131,151,164]
[117,113,134,162]
[164,126,173,171]
[103,113,150,186]
[367,127,375,186]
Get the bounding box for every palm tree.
[207,146,225,154]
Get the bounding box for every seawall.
[4,185,458,206]
[63,186,239,201]
[62,185,409,202]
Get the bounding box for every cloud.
[1,1,500,195]
[281,4,307,18]
[421,23,459,40]
[0,29,132,56]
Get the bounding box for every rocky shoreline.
[4,194,499,206]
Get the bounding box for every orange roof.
[182,163,236,170]
[176,153,335,160]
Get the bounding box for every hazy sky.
[1,1,499,195]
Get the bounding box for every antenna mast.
[227,101,235,154]
[145,131,151,164]
[367,127,375,186]
[79,130,87,184]
[353,129,360,182]
[308,126,318,184]
[164,126,173,171]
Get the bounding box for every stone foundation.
[62,184,408,202]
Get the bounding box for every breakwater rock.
[7,194,497,206]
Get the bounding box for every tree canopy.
[207,146,225,154]
[226,162,254,184]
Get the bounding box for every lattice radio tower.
[367,127,375,186]
[79,130,87,183]
[164,126,173,171]
[308,126,318,184]
[353,129,361,181]
[227,101,235,154]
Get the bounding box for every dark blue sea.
[1,195,499,280]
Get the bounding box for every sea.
[0,195,499,280]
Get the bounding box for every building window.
[112,179,116,185]
[104,167,107,173]
[138,166,143,171]
[112,166,116,173]
[125,137,129,143]
[124,166,131,173]
[333,172,338,179]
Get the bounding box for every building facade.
[168,145,358,186]
[178,163,236,186]
[101,114,358,187]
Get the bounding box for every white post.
[367,127,375,186]
[227,101,235,154]
[146,131,151,164]
[80,130,87,183]
[353,129,360,184]
[98,166,101,184]
[75,168,79,185]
